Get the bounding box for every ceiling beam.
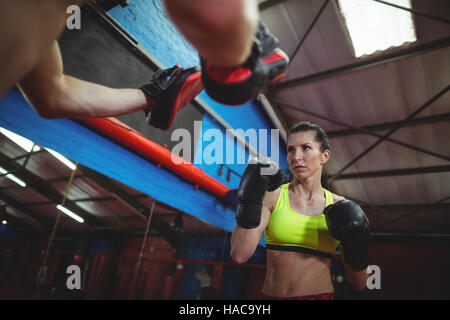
[333,165,450,180]
[327,112,450,138]
[0,174,85,192]
[272,36,450,91]
[363,203,450,212]
[372,0,450,25]
[78,164,149,218]
[327,84,450,184]
[0,208,36,229]
[73,196,117,202]
[338,195,432,227]
[43,175,85,183]
[289,0,330,64]
[27,195,144,205]
[7,149,45,162]
[0,153,99,226]
[370,232,450,241]
[77,164,181,248]
[272,99,450,162]
[258,0,288,11]
[0,192,43,227]
[373,195,450,232]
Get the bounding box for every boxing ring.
[0,89,241,235]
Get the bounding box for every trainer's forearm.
[54,75,148,118]
[19,40,150,119]
[23,74,148,119]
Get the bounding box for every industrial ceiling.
[0,0,449,242]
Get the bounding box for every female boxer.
[231,121,370,299]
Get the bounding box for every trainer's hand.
[324,200,370,271]
[140,64,202,130]
[236,157,284,228]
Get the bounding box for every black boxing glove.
[236,157,284,228]
[200,21,289,106]
[324,200,370,271]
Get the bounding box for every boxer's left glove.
[324,200,370,271]
[236,157,284,228]
[140,64,203,130]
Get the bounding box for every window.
[338,0,417,57]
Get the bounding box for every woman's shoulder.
[266,185,283,202]
[263,184,284,211]
[329,191,346,203]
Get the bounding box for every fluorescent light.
[0,127,41,152]
[338,0,417,57]
[56,205,84,223]
[45,148,77,171]
[0,127,76,171]
[0,166,27,187]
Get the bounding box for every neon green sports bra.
[264,183,340,259]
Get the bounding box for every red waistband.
[262,292,334,300]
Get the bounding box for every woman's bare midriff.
[262,249,334,298]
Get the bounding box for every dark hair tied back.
[287,121,331,152]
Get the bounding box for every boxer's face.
[287,130,329,180]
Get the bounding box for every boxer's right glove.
[236,157,284,228]
[324,200,370,271]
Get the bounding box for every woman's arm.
[230,206,269,264]
[230,189,279,264]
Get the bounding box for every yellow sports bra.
[264,183,340,259]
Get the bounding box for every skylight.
[338,0,417,57]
